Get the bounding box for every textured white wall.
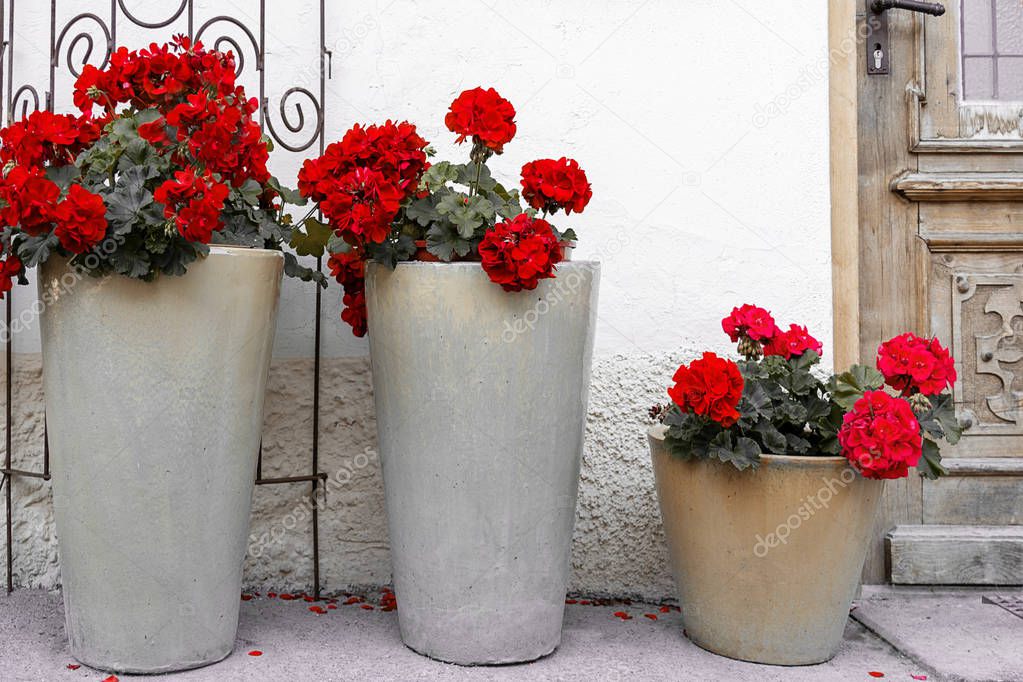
[1,0,831,599]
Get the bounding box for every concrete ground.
[1,588,1019,681]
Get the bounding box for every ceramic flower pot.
[39,247,283,674]
[648,425,883,666]
[366,261,599,665]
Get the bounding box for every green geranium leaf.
[918,438,948,480]
[283,252,328,288]
[290,217,333,258]
[45,165,81,191]
[406,195,442,227]
[828,364,885,410]
[425,222,474,261]
[421,161,458,191]
[267,176,306,206]
[753,419,788,454]
[236,179,263,206]
[16,233,60,268]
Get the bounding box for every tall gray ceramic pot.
[366,260,600,665]
[39,247,283,673]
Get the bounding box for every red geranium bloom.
[667,351,744,427]
[876,333,956,396]
[0,166,61,235]
[321,167,405,246]
[764,324,823,359]
[341,289,368,337]
[154,169,229,243]
[520,157,592,215]
[53,185,108,253]
[839,390,922,479]
[478,214,562,292]
[445,87,517,153]
[327,250,365,294]
[0,254,22,299]
[721,304,777,343]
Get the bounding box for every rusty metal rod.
[870,0,945,16]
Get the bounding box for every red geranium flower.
[327,249,365,295]
[154,169,229,243]
[0,254,22,299]
[320,167,405,246]
[764,324,823,359]
[722,304,777,343]
[0,166,61,235]
[341,289,368,337]
[520,157,592,215]
[839,390,922,479]
[876,333,956,396]
[53,185,107,253]
[445,87,517,153]
[478,214,562,292]
[667,351,744,427]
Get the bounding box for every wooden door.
[847,0,1023,584]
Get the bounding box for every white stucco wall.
[1,0,831,599]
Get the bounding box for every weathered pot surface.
[366,261,599,665]
[648,424,883,666]
[40,247,283,673]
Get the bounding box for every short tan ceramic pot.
[648,425,883,666]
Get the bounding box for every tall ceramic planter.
[366,261,599,665]
[648,425,883,666]
[40,247,283,674]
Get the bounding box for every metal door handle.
[870,0,945,16]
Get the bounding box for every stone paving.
[1,587,1020,681]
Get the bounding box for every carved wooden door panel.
[855,0,1023,584]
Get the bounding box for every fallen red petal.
[659,605,671,613]
[911,677,927,681]
[644,613,658,621]
[868,673,884,678]
[565,599,578,604]
[240,594,253,601]
[102,677,118,682]
[65,664,80,670]
[360,604,375,610]
[327,604,337,610]
[309,606,326,614]
[344,596,363,605]
[612,611,632,620]
[267,592,277,599]
[279,593,295,601]
[248,650,263,657]
[580,600,591,605]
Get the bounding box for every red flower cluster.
[74,36,271,191]
[668,352,744,427]
[765,324,824,360]
[0,165,107,254]
[722,304,823,360]
[74,36,238,115]
[839,390,923,479]
[0,254,22,299]
[520,157,592,215]
[328,250,368,337]
[53,185,108,253]
[154,169,230,243]
[298,121,429,247]
[478,214,563,292]
[445,87,517,153]
[0,110,103,168]
[876,333,956,396]
[722,304,777,342]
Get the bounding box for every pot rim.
[207,245,284,259]
[647,423,848,464]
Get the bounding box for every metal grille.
[0,0,330,598]
[983,594,1023,619]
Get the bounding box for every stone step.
[923,458,1023,525]
[887,524,1023,585]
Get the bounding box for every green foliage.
[827,364,885,409]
